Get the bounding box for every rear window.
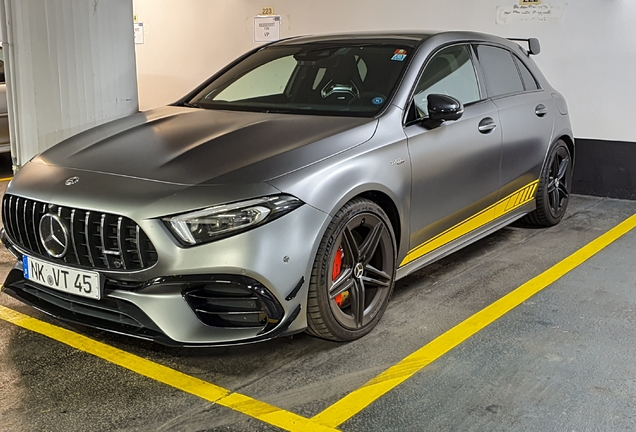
[188,44,414,117]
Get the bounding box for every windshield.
[187,44,414,117]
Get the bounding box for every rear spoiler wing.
[508,38,541,55]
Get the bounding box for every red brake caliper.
[332,246,344,306]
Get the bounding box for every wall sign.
[497,4,565,24]
[260,7,274,15]
[133,22,144,44]
[254,15,281,43]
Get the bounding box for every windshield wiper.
[181,102,201,109]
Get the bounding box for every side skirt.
[396,200,535,280]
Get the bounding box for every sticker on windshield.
[391,49,407,61]
[372,97,385,105]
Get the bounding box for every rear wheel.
[524,140,573,226]
[306,198,396,342]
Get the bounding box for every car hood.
[32,106,378,185]
[7,162,286,220]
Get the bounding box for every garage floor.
[1,157,635,431]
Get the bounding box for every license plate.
[22,255,102,300]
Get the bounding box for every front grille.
[2,194,158,271]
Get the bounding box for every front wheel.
[524,140,573,226]
[306,198,397,342]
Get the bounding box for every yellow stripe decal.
[0,176,13,182]
[401,181,539,266]
[0,304,338,432]
[313,213,636,428]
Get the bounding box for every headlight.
[163,195,303,246]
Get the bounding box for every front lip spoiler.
[177,304,303,347]
[1,272,303,347]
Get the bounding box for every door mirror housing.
[427,94,464,122]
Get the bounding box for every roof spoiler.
[508,38,541,55]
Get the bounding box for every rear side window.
[475,45,524,97]
[513,56,539,91]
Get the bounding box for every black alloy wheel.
[546,145,570,218]
[306,198,396,342]
[524,140,573,226]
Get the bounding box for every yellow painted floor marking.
[313,213,636,428]
[401,180,539,266]
[3,212,635,431]
[0,305,338,432]
[0,176,13,182]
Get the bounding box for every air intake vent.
[2,194,158,271]
[180,275,285,332]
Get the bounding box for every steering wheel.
[321,80,360,103]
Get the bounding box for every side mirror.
[427,94,464,122]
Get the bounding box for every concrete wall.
[0,0,138,167]
[132,0,636,142]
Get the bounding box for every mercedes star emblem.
[39,213,69,258]
[354,262,364,279]
[65,176,80,186]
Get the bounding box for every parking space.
[343,225,636,431]
[1,166,635,432]
[345,227,636,431]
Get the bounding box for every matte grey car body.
[1,31,573,345]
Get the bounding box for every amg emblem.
[65,176,80,186]
[391,158,405,165]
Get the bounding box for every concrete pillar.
[0,0,138,169]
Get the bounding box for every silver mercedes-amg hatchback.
[1,31,573,346]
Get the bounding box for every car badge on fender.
[38,213,70,258]
[65,176,79,186]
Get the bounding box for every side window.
[413,45,480,117]
[513,56,539,91]
[476,45,524,97]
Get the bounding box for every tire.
[523,140,573,227]
[306,198,397,342]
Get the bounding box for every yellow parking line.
[0,176,13,182]
[0,305,337,432]
[312,213,636,428]
[2,214,635,430]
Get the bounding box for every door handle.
[535,104,548,117]
[478,117,497,133]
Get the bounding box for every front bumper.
[1,203,330,346]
